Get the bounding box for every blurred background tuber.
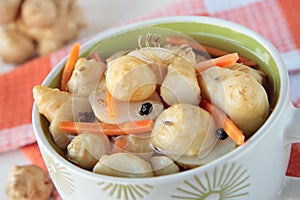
[0,0,86,64]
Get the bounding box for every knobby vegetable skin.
[151,103,217,158]
[106,55,157,101]
[33,36,271,178]
[198,66,269,136]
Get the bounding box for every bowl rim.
[32,15,289,183]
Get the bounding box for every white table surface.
[0,1,175,199]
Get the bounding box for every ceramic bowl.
[33,16,300,200]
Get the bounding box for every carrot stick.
[60,43,81,91]
[59,119,154,136]
[214,53,239,66]
[196,53,239,72]
[89,52,102,62]
[166,36,257,66]
[201,44,256,66]
[106,89,116,118]
[112,138,128,153]
[200,99,245,145]
[200,44,230,57]
[166,36,207,52]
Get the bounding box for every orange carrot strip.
[59,119,154,136]
[200,99,245,145]
[213,53,239,67]
[196,53,239,72]
[200,44,230,57]
[106,89,116,118]
[112,138,128,154]
[201,45,257,66]
[242,60,257,66]
[166,36,207,52]
[166,36,257,66]
[60,43,81,91]
[60,121,123,135]
[89,52,102,62]
[119,119,154,134]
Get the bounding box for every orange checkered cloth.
[0,0,299,184]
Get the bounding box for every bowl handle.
[279,176,300,199]
[284,104,300,144]
[279,104,300,199]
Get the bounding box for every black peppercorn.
[139,102,153,115]
[216,128,228,140]
[78,112,95,122]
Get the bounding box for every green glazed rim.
[49,21,280,108]
[84,22,280,108]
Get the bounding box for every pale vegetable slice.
[106,55,157,101]
[150,156,179,176]
[93,153,154,178]
[67,132,111,170]
[160,57,200,106]
[128,43,197,66]
[67,58,106,95]
[95,75,107,93]
[128,47,177,66]
[151,104,217,158]
[167,44,197,64]
[118,133,154,160]
[225,63,266,85]
[49,96,93,149]
[129,45,201,105]
[174,137,236,169]
[198,67,269,136]
[33,85,71,123]
[128,44,196,85]
[147,63,168,84]
[89,91,164,124]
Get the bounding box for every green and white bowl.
[32,16,300,200]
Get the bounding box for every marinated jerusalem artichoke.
[0,0,85,64]
[198,66,269,136]
[67,132,111,170]
[151,103,217,158]
[33,34,272,178]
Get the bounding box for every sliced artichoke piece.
[49,95,93,149]
[33,85,71,123]
[174,137,236,169]
[67,57,106,95]
[151,103,217,158]
[93,152,153,178]
[118,133,153,160]
[160,57,201,106]
[89,91,164,124]
[67,132,111,170]
[150,156,179,176]
[225,63,266,85]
